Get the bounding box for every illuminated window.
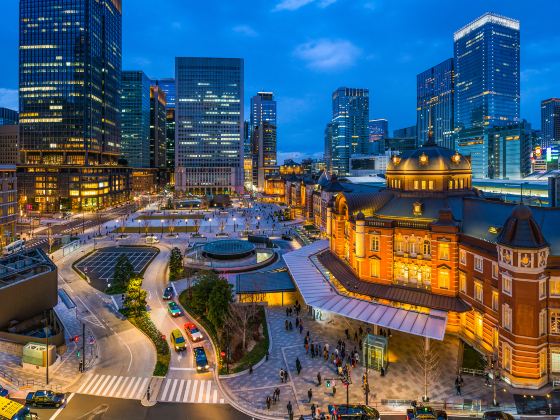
[474,255,484,273]
[492,262,498,279]
[502,343,512,372]
[502,304,512,331]
[423,240,431,256]
[474,282,483,302]
[459,249,467,265]
[414,180,419,190]
[370,259,380,278]
[428,180,434,190]
[492,291,499,311]
[540,350,547,376]
[439,269,450,289]
[539,280,547,300]
[539,309,547,336]
[371,235,379,252]
[459,272,467,293]
[475,313,483,338]
[551,311,560,335]
[552,351,560,373]
[551,278,560,296]
[421,180,426,190]
[502,274,512,296]
[438,243,450,260]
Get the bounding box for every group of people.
[265,387,282,410]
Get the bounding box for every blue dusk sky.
[1,0,559,162]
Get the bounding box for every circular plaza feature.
[202,239,256,260]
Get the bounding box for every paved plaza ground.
[221,306,518,418]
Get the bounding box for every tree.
[414,337,441,402]
[190,271,220,314]
[169,247,183,280]
[225,302,260,351]
[168,218,176,236]
[207,279,233,332]
[112,254,135,290]
[141,218,151,236]
[123,277,147,316]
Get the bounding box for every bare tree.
[414,337,441,402]
[141,218,151,236]
[168,217,176,236]
[225,302,260,352]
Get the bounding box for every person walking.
[307,388,313,403]
[299,324,303,334]
[289,321,293,330]
[287,401,293,419]
[266,395,271,410]
[333,384,337,397]
[317,371,321,386]
[285,319,289,330]
[311,403,317,418]
[280,368,285,383]
[275,387,281,401]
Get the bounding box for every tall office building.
[0,125,20,165]
[454,13,520,178]
[0,108,18,125]
[154,78,176,177]
[175,57,244,194]
[250,92,277,190]
[324,122,333,173]
[393,125,417,139]
[541,98,560,148]
[368,118,388,154]
[330,87,369,176]
[417,58,454,149]
[121,71,151,168]
[150,85,167,172]
[19,0,128,212]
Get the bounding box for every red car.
[184,322,203,342]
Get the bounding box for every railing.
[460,367,486,376]
[0,368,62,392]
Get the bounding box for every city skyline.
[2,1,560,161]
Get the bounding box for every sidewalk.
[220,306,517,419]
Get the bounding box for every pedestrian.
[280,368,285,383]
[320,412,326,420]
[456,384,461,396]
[286,307,290,317]
[287,401,293,418]
[311,403,316,417]
[295,317,299,328]
[306,331,310,338]
[289,321,293,330]
[317,371,321,386]
[354,331,358,342]
[249,364,253,374]
[308,388,313,403]
[305,342,309,354]
[266,350,269,361]
[345,328,349,339]
[266,395,271,410]
[310,344,315,358]
[275,387,281,401]
[299,324,303,334]
[325,342,329,353]
[285,319,289,330]
[333,384,337,397]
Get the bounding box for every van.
[170,329,186,352]
[145,235,159,244]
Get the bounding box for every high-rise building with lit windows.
[250,92,277,190]
[174,57,244,194]
[18,0,129,212]
[454,12,520,178]
[153,78,176,178]
[541,98,560,149]
[368,118,388,154]
[150,85,167,171]
[417,58,454,149]
[0,108,18,126]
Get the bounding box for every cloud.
[293,39,361,71]
[232,24,258,37]
[273,0,336,11]
[0,88,18,111]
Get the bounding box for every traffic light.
[76,350,81,358]
[73,335,80,343]
[326,380,331,388]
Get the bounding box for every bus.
[2,240,25,256]
[0,396,37,419]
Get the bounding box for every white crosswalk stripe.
[75,374,150,400]
[157,378,225,404]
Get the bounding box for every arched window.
[423,240,431,256]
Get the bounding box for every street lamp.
[208,218,212,233]
[233,217,236,232]
[256,216,261,231]
[137,219,141,235]
[161,219,164,237]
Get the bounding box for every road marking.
[76,374,94,394]
[107,376,123,396]
[197,379,205,402]
[168,378,178,401]
[122,376,136,398]
[135,377,150,399]
[176,379,185,403]
[171,282,178,296]
[169,367,196,371]
[87,374,107,395]
[190,380,198,402]
[213,389,218,404]
[205,380,212,403]
[49,392,75,420]
[160,377,172,400]
[128,377,142,399]
[114,377,130,398]
[182,380,192,402]
[98,376,117,396]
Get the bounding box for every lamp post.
[208,218,212,233]
[257,215,260,231]
[233,217,236,232]
[138,219,141,235]
[161,219,164,237]
[43,316,49,385]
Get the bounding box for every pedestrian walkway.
[75,374,150,400]
[158,377,225,404]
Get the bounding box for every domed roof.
[497,203,548,249]
[386,144,471,173]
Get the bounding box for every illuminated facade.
[150,85,167,173]
[368,118,388,154]
[417,58,454,149]
[175,57,244,194]
[0,108,18,126]
[541,98,560,149]
[327,142,560,389]
[0,166,17,249]
[250,92,277,191]
[153,78,176,181]
[18,0,128,211]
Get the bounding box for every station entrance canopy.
[283,240,448,341]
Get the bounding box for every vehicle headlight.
[197,366,202,370]
[205,364,209,369]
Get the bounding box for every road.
[37,393,251,420]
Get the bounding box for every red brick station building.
[286,142,560,390]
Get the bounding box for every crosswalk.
[158,378,225,404]
[75,374,225,404]
[76,374,150,400]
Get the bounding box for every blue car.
[194,346,209,372]
[0,385,9,397]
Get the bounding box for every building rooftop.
[236,269,295,293]
[0,248,56,289]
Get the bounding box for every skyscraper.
[18,0,128,212]
[250,92,277,190]
[454,13,520,178]
[368,118,388,154]
[150,85,167,171]
[330,87,369,176]
[417,58,454,149]
[175,57,244,194]
[121,71,151,168]
[154,78,176,177]
[0,108,18,126]
[324,122,333,173]
[541,98,560,148]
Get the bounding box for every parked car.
[184,322,203,342]
[482,411,514,420]
[167,301,182,317]
[0,385,9,397]
[25,390,65,408]
[407,406,447,420]
[162,286,174,300]
[193,346,209,371]
[328,404,380,419]
[0,395,38,420]
[170,328,187,352]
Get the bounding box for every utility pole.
[82,323,86,372]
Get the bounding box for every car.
[162,286,174,300]
[281,234,293,241]
[328,404,380,419]
[193,346,209,371]
[25,390,66,408]
[407,406,447,420]
[482,411,514,420]
[184,322,203,342]
[0,385,8,397]
[170,328,187,352]
[167,301,182,317]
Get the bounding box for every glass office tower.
[417,58,454,149]
[121,71,151,168]
[153,78,176,181]
[541,98,560,149]
[150,85,167,171]
[330,87,369,176]
[454,13,520,178]
[175,57,244,194]
[250,92,277,190]
[18,0,128,212]
[368,118,388,154]
[0,108,19,126]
